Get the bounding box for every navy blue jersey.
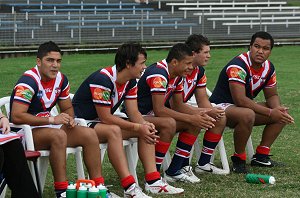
[72,66,137,120]
[210,52,276,104]
[137,59,183,115]
[183,66,206,103]
[10,66,70,118]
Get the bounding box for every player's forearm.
[11,112,50,126]
[154,106,193,124]
[266,94,281,108]
[234,97,270,116]
[101,114,138,132]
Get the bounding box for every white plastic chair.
[162,88,255,175]
[69,94,140,185]
[0,96,85,194]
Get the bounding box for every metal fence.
[0,0,300,47]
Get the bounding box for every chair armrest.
[9,123,35,151]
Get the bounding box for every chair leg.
[246,135,255,162]
[32,160,43,198]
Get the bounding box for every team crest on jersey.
[153,77,167,88]
[15,86,33,100]
[93,88,110,101]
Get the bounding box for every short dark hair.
[115,43,147,72]
[36,41,62,59]
[185,34,210,53]
[166,43,193,63]
[250,31,274,49]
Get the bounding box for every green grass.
[0,46,299,197]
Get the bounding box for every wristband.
[133,123,141,131]
[268,109,272,117]
[48,116,55,124]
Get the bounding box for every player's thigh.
[62,125,98,147]
[93,123,122,143]
[32,127,67,150]
[225,105,255,128]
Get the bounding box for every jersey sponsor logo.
[153,77,167,88]
[93,88,110,101]
[228,67,246,80]
[35,111,50,117]
[15,85,33,100]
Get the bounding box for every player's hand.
[270,107,294,124]
[138,124,159,145]
[54,113,75,128]
[0,117,11,134]
[190,112,216,130]
[207,107,225,121]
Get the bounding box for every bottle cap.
[88,186,99,192]
[67,183,76,189]
[97,184,106,190]
[78,185,87,191]
[269,176,276,184]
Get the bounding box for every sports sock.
[121,175,135,191]
[145,171,161,185]
[92,176,105,187]
[155,140,171,171]
[54,181,68,198]
[166,132,197,175]
[233,152,246,161]
[198,131,222,166]
[255,145,270,155]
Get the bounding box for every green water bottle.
[77,185,88,198]
[87,186,99,198]
[66,183,77,198]
[97,184,107,198]
[246,174,276,184]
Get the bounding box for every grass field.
[0,45,299,198]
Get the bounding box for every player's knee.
[159,118,176,137]
[51,129,67,148]
[108,125,122,140]
[216,115,227,128]
[81,127,100,144]
[239,109,255,125]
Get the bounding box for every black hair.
[166,43,193,63]
[185,34,210,53]
[250,31,274,49]
[115,43,147,72]
[36,41,62,59]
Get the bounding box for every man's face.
[36,51,62,81]
[193,45,211,68]
[249,38,272,66]
[174,55,194,77]
[128,53,147,79]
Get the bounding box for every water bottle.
[77,185,88,198]
[97,184,107,198]
[245,173,276,184]
[87,186,99,198]
[66,183,77,198]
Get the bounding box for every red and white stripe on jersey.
[265,72,276,88]
[239,52,276,91]
[13,83,35,104]
[90,84,111,106]
[183,67,207,101]
[99,65,137,108]
[15,66,69,109]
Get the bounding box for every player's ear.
[36,58,41,66]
